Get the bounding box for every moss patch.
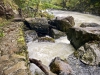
[17,27,27,55]
[16,23,30,70]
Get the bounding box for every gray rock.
[24,17,50,36]
[66,27,100,49]
[55,16,75,27]
[49,28,66,39]
[25,30,38,42]
[64,16,75,26]
[80,23,100,27]
[49,16,75,32]
[75,41,100,66]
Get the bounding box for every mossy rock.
[38,36,55,43]
[75,41,100,66]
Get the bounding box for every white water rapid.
[27,36,74,75]
[27,10,100,75]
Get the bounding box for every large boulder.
[49,16,75,32]
[49,28,66,39]
[49,57,73,75]
[66,27,100,49]
[74,41,100,66]
[24,17,50,36]
[25,30,38,42]
[80,23,100,27]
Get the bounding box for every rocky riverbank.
[0,22,30,75]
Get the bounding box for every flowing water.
[27,36,74,74]
[27,10,100,75]
[49,10,100,26]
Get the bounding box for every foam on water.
[27,36,74,66]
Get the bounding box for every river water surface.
[49,10,100,26]
[27,10,100,75]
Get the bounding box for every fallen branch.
[29,58,49,75]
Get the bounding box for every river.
[49,10,100,26]
[27,10,100,75]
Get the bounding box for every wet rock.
[49,57,73,75]
[74,41,100,66]
[80,23,100,27]
[49,28,66,39]
[38,36,55,43]
[66,27,100,49]
[25,30,38,42]
[24,17,50,36]
[49,16,75,32]
[67,54,100,75]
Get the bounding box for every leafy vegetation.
[13,0,62,17]
[13,0,100,15]
[66,0,100,14]
[3,0,18,9]
[1,0,100,18]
